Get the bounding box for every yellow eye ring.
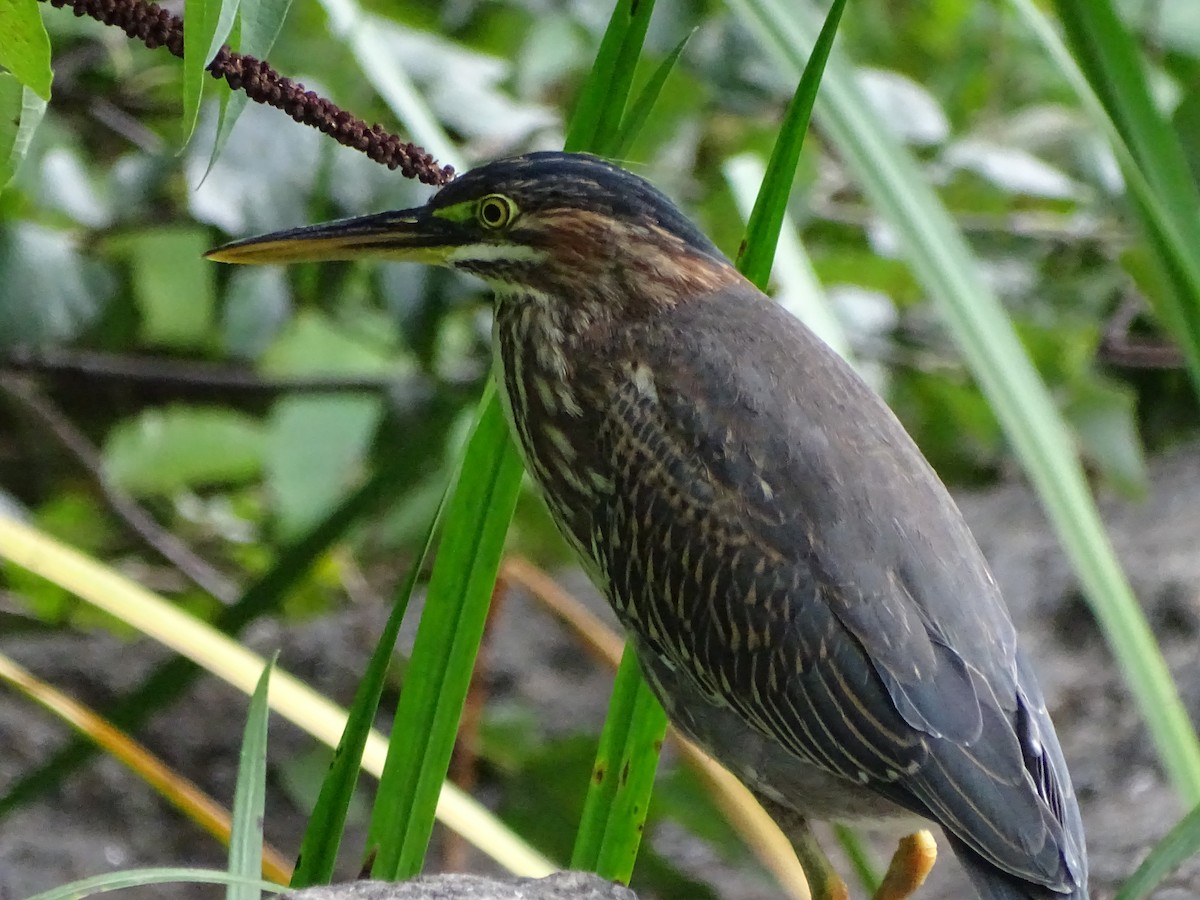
[477,194,516,230]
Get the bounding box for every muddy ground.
[2,443,1200,899]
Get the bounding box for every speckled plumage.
[209,151,1089,900]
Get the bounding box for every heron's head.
[207,151,738,317]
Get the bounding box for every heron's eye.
[477,194,516,230]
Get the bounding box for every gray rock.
[280,873,638,900]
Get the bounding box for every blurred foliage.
[3,0,1200,893]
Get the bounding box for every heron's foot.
[871,830,937,900]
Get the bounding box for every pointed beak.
[205,207,460,266]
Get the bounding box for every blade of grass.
[564,0,638,153]
[571,647,668,882]
[593,0,657,157]
[736,0,845,289]
[290,485,449,887]
[0,451,419,819]
[611,29,695,160]
[1011,0,1200,402]
[228,654,276,900]
[1113,800,1200,900]
[0,650,293,883]
[732,0,1200,799]
[26,869,284,900]
[367,387,524,878]
[0,513,554,874]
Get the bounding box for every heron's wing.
[590,282,1082,891]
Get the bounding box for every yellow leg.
[872,830,937,900]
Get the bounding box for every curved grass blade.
[0,651,293,883]
[564,0,652,154]
[1113,800,1200,900]
[1012,0,1200,400]
[732,0,1200,800]
[367,387,524,878]
[592,0,656,157]
[736,0,845,289]
[26,869,284,900]
[228,654,278,900]
[611,29,695,160]
[0,448,423,819]
[571,647,668,882]
[290,485,449,887]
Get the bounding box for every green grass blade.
[736,0,845,289]
[227,654,276,900]
[0,453,417,819]
[832,824,880,894]
[732,0,1200,800]
[571,647,668,881]
[611,29,694,159]
[1011,0,1200,400]
[368,387,524,878]
[593,0,656,157]
[290,487,449,887]
[26,869,284,900]
[564,0,635,153]
[1113,800,1200,900]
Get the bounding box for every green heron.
[208,151,1088,900]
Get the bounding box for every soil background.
[3,444,1200,899]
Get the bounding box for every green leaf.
[183,0,241,145]
[25,868,284,900]
[368,387,524,878]
[227,654,276,900]
[0,72,46,191]
[1016,0,1200,400]
[103,406,266,495]
[111,227,216,349]
[1063,379,1147,496]
[290,485,448,887]
[611,29,694,159]
[206,0,295,171]
[571,647,668,883]
[563,0,655,155]
[265,395,383,537]
[259,309,394,377]
[736,0,845,289]
[0,0,52,100]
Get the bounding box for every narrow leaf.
[564,0,635,153]
[183,0,241,145]
[571,648,667,882]
[206,0,295,171]
[592,0,657,157]
[368,388,524,878]
[737,0,845,289]
[290,486,448,887]
[227,654,277,900]
[612,29,695,159]
[26,868,284,900]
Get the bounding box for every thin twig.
[1098,293,1185,370]
[41,0,454,184]
[0,375,241,604]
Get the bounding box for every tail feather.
[951,835,1089,900]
